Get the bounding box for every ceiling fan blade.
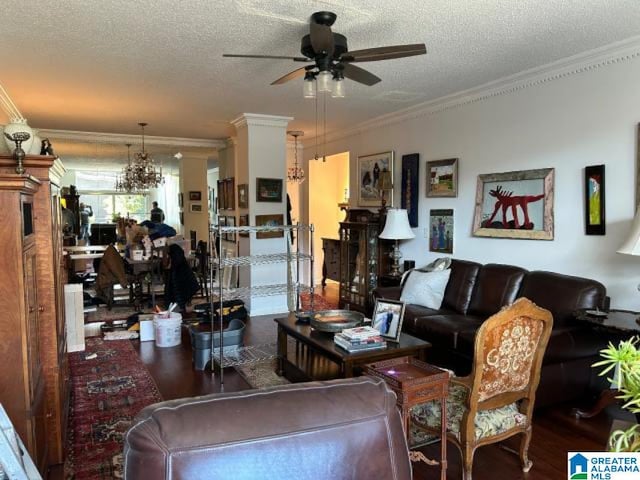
[310,22,335,56]
[341,44,427,62]
[342,64,381,86]
[223,53,310,62]
[271,67,308,85]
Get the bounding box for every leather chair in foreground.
[124,377,412,480]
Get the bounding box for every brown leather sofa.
[124,377,412,480]
[374,259,608,407]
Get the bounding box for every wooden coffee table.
[275,313,431,382]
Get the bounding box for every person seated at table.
[95,245,129,310]
[163,244,200,312]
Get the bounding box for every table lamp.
[379,208,415,278]
[618,208,640,322]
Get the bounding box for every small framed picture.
[239,214,249,237]
[189,191,202,201]
[426,158,458,198]
[227,216,236,242]
[179,211,184,225]
[190,203,203,213]
[585,165,605,235]
[256,178,283,202]
[371,299,405,342]
[225,177,235,209]
[178,193,184,208]
[238,183,249,209]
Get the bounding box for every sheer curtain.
[154,173,179,230]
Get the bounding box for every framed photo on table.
[371,298,405,342]
[357,151,394,207]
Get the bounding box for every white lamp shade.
[380,209,415,240]
[618,208,640,255]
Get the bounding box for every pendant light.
[287,130,305,183]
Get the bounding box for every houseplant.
[594,337,640,451]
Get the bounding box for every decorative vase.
[3,119,34,154]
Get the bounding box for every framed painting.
[429,209,454,254]
[472,168,554,240]
[218,215,227,240]
[189,202,203,213]
[256,178,283,202]
[255,214,284,239]
[238,183,249,208]
[227,216,236,242]
[189,191,202,201]
[179,211,184,225]
[178,192,183,208]
[426,158,458,197]
[239,214,249,237]
[217,180,225,210]
[225,178,235,210]
[401,153,419,227]
[585,165,605,235]
[357,151,394,207]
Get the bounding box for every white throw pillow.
[400,269,452,310]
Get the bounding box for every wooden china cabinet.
[338,209,393,314]
[0,155,69,471]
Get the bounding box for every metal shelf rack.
[209,222,314,387]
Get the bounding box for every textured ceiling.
[1,0,640,140]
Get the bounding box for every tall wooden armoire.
[0,155,69,471]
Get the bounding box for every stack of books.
[334,326,387,353]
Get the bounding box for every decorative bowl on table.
[310,310,365,332]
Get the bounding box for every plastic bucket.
[153,313,182,347]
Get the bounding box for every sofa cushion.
[467,264,527,317]
[518,271,606,326]
[442,259,482,314]
[410,314,484,349]
[400,269,451,310]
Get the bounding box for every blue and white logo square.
[569,452,640,479]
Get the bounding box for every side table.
[573,309,640,419]
[365,356,450,480]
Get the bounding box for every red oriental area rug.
[65,337,162,479]
[299,292,338,311]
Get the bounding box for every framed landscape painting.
[256,178,283,203]
[357,151,394,207]
[427,158,458,197]
[255,214,284,239]
[472,168,554,240]
[585,165,605,235]
[238,183,249,208]
[401,153,419,227]
[429,209,454,254]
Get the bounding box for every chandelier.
[287,130,305,184]
[115,122,164,193]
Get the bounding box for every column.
[179,156,209,245]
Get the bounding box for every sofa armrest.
[373,286,402,301]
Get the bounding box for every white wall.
[304,51,640,309]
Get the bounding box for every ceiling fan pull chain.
[323,92,327,162]
[314,91,319,161]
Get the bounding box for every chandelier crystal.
[115,123,164,193]
[287,130,305,184]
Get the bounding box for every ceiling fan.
[223,11,427,96]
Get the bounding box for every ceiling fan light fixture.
[303,73,316,98]
[316,71,332,93]
[331,75,345,98]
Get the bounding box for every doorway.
[308,151,350,285]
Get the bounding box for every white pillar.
[179,156,209,244]
[231,114,292,315]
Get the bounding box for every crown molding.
[33,128,226,149]
[307,35,640,145]
[231,113,293,129]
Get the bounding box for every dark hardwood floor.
[65,282,623,480]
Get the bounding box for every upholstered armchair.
[411,297,553,480]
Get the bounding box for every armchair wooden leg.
[520,427,533,472]
[462,444,475,480]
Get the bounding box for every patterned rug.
[299,292,338,311]
[65,338,163,479]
